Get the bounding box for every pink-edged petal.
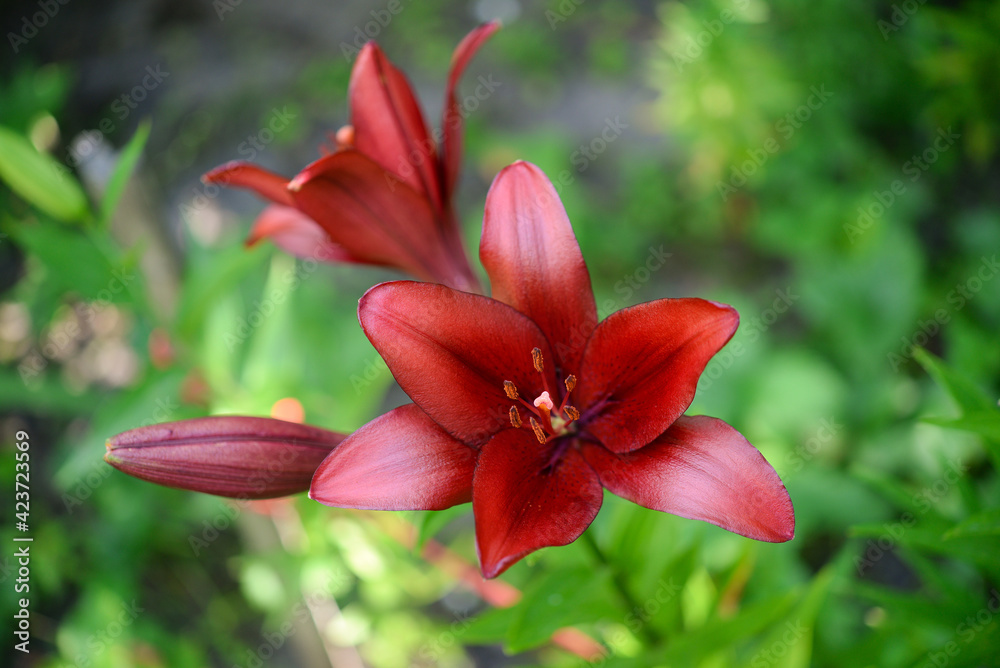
[289,150,475,290]
[203,162,294,207]
[309,404,475,511]
[246,204,356,263]
[480,161,598,374]
[581,416,794,542]
[441,21,501,198]
[105,416,345,499]
[474,429,603,578]
[350,42,441,211]
[359,281,555,447]
[577,298,739,454]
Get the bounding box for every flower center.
[503,347,580,444]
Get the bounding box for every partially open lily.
[310,161,794,578]
[203,22,500,292]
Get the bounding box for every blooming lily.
[105,416,345,499]
[310,161,794,578]
[202,22,500,292]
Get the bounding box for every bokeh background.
[2,0,1000,666]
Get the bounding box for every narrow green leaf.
[414,504,471,551]
[944,508,1000,538]
[98,120,151,228]
[0,124,89,222]
[913,348,994,413]
[923,412,1000,441]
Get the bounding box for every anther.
[503,380,519,400]
[531,347,544,373]
[528,417,547,444]
[564,375,577,393]
[509,406,522,428]
[564,405,580,421]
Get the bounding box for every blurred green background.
[2,0,999,666]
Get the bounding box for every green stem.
[581,529,664,646]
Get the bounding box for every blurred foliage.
[2,0,1000,666]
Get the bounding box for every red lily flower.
[202,22,500,292]
[310,161,795,578]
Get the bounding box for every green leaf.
[0,124,88,222]
[944,508,1000,538]
[98,120,150,229]
[414,504,471,551]
[923,412,1000,441]
[913,348,995,413]
[505,566,617,653]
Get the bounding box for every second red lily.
[310,161,795,579]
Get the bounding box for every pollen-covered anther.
[531,347,544,373]
[503,380,519,401]
[533,391,554,412]
[564,375,577,393]
[509,406,522,428]
[564,405,580,422]
[528,417,547,444]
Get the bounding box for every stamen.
[564,405,580,421]
[533,391,554,412]
[531,347,544,373]
[564,375,577,393]
[509,406,522,428]
[503,381,519,400]
[528,417,547,444]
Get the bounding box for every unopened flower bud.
[105,416,345,499]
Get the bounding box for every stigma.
[503,348,580,444]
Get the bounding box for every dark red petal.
[246,204,356,263]
[203,162,294,207]
[104,416,345,499]
[309,404,476,511]
[581,416,794,542]
[359,281,555,447]
[350,42,441,210]
[480,161,598,374]
[441,21,501,199]
[577,298,739,453]
[289,150,475,289]
[473,430,603,578]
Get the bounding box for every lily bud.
[105,416,345,499]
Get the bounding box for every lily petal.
[247,204,355,263]
[105,416,344,499]
[480,161,598,374]
[350,42,441,211]
[289,150,474,289]
[582,415,794,542]
[474,429,603,578]
[441,21,501,199]
[359,281,555,447]
[203,161,294,207]
[577,298,739,453]
[310,404,476,511]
